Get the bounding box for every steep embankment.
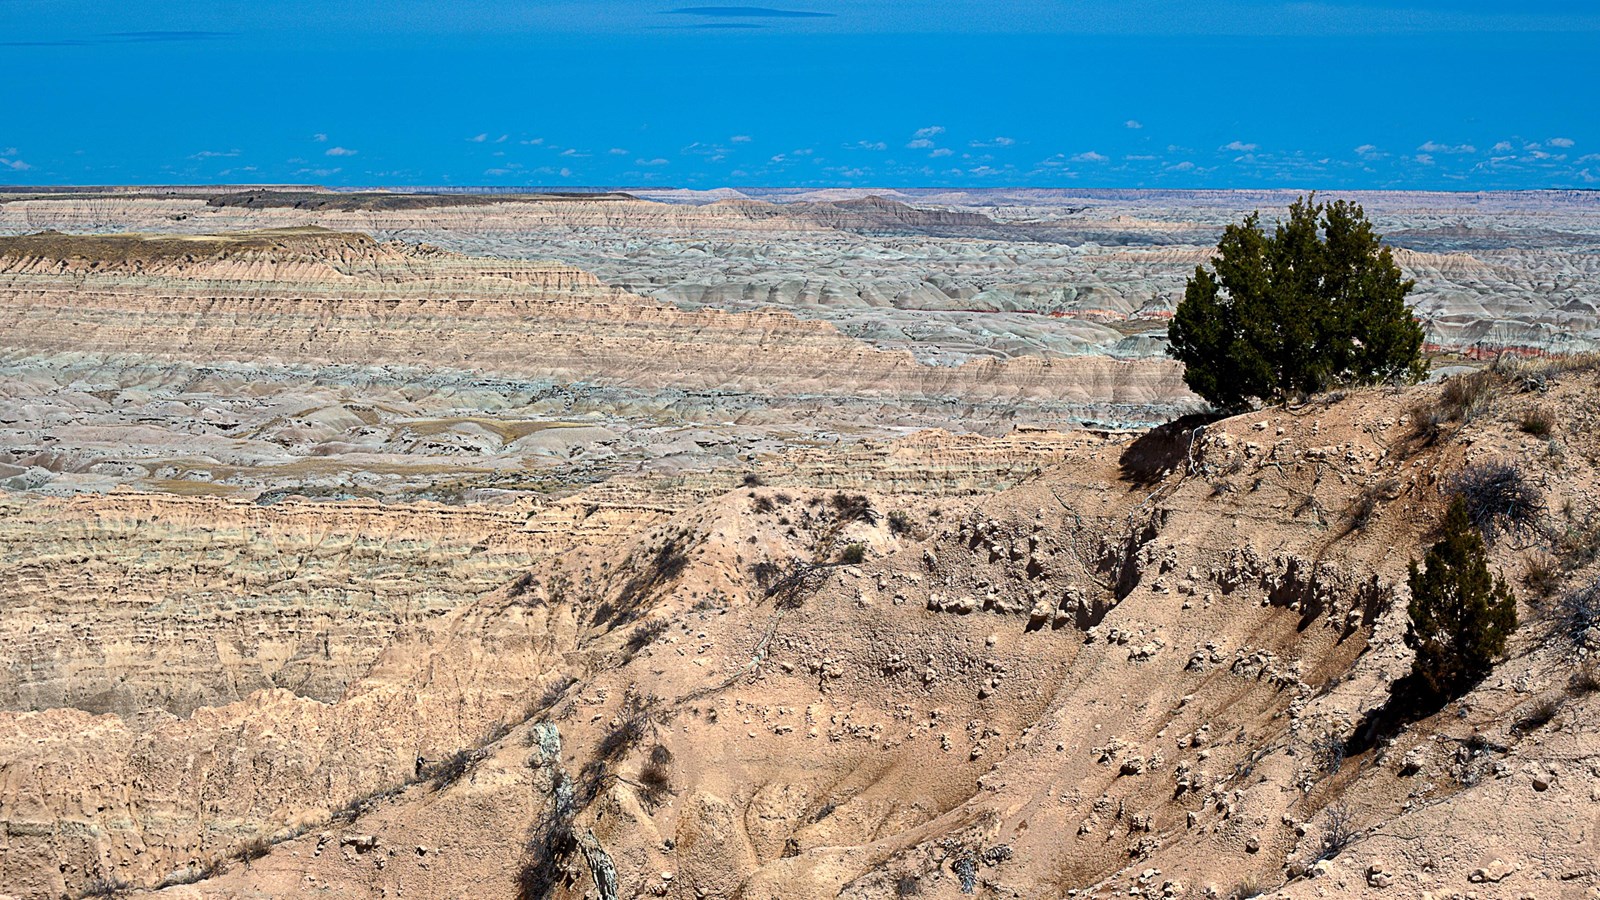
[4,363,1597,898]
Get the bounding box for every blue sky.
[1,1,1596,189]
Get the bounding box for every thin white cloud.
[1166,160,1196,172]
[313,133,328,143]
[852,140,887,151]
[1414,153,1436,165]
[0,157,32,171]
[969,136,1015,148]
[1492,141,1514,152]
[519,138,545,146]
[1550,137,1576,148]
[1072,151,1108,162]
[635,157,669,166]
[190,149,240,159]
[907,139,935,149]
[1125,119,1143,129]
[609,148,629,155]
[930,148,953,157]
[1221,141,1257,152]
[730,135,752,143]
[1418,141,1475,154]
[913,125,945,139]
[325,146,358,157]
[468,133,488,143]
[1354,144,1378,154]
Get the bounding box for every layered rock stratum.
[0,194,1597,900]
[3,187,1596,364]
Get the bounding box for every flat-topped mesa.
[0,227,612,295]
[202,190,641,211]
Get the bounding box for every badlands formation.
[0,190,1597,900]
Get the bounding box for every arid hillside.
[0,209,1596,900]
[3,355,1599,899]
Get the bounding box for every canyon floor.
[1,189,1598,900]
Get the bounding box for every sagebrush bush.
[1558,579,1600,646]
[1450,461,1543,543]
[1517,407,1554,437]
[1568,662,1600,695]
[831,492,876,523]
[1410,370,1496,444]
[636,744,674,808]
[1515,695,1562,733]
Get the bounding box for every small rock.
[1469,859,1514,883]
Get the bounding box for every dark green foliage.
[1168,196,1426,411]
[1405,498,1518,703]
[839,542,867,564]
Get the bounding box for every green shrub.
[839,543,867,564]
[1168,196,1425,411]
[1405,497,1518,702]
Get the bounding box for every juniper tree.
[1405,497,1518,702]
[1168,196,1426,411]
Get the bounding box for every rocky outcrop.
[3,365,1597,898]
